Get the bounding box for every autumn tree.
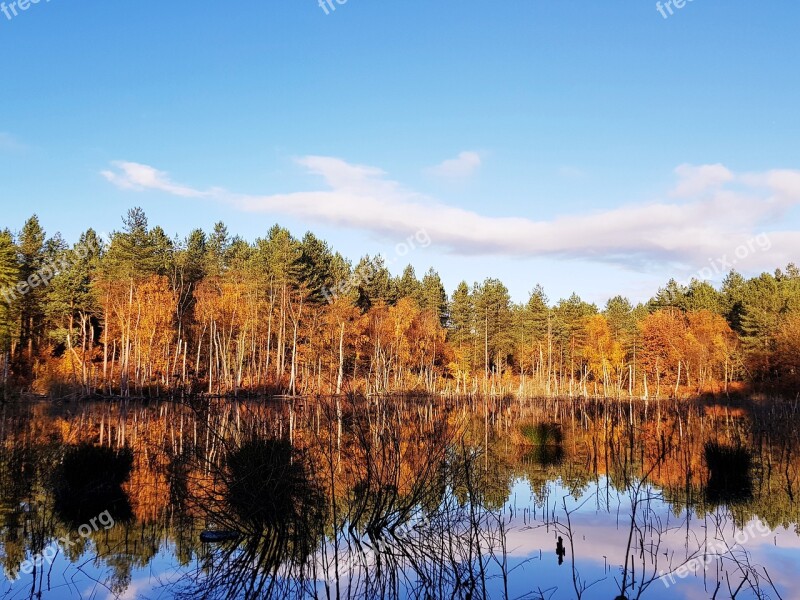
[582,314,625,396]
[4,209,800,398]
[99,208,176,395]
[639,309,687,397]
[773,314,800,388]
[683,310,737,393]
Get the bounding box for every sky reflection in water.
[0,398,797,599]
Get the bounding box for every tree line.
[1,209,798,398]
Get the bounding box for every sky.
[1,0,799,306]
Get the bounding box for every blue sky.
[1,1,799,305]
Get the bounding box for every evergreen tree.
[720,270,747,333]
[525,284,550,341]
[684,279,722,313]
[17,216,47,358]
[354,255,395,311]
[256,225,302,288]
[448,281,473,349]
[104,208,164,280]
[226,236,254,273]
[420,268,448,326]
[0,230,18,354]
[552,293,597,376]
[172,228,207,329]
[205,221,230,277]
[177,229,207,285]
[45,230,103,365]
[649,278,688,312]
[149,226,175,276]
[297,232,337,304]
[604,295,635,341]
[739,273,785,380]
[473,278,513,374]
[396,265,422,301]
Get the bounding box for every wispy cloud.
[425,151,482,179]
[101,157,800,271]
[101,161,214,198]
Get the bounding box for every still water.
[0,396,797,599]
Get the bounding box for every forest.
[1,208,799,400]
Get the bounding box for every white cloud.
[425,151,482,179]
[741,169,800,200]
[102,161,212,198]
[672,163,734,197]
[100,158,800,272]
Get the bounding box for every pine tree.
[353,255,395,311]
[205,222,230,277]
[473,278,513,375]
[17,216,47,359]
[605,296,636,342]
[420,268,448,326]
[448,281,475,376]
[297,232,337,305]
[684,279,722,313]
[45,230,103,391]
[256,225,302,287]
[649,278,688,312]
[552,293,597,387]
[448,281,473,346]
[525,285,550,341]
[720,270,747,334]
[396,265,422,301]
[104,208,165,280]
[0,230,19,355]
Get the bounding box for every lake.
[0,396,797,599]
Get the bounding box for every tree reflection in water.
[704,442,753,507]
[180,436,326,599]
[174,397,524,600]
[0,395,797,599]
[54,443,134,526]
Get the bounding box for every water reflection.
[703,442,753,506]
[54,444,134,526]
[185,437,326,599]
[0,396,797,599]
